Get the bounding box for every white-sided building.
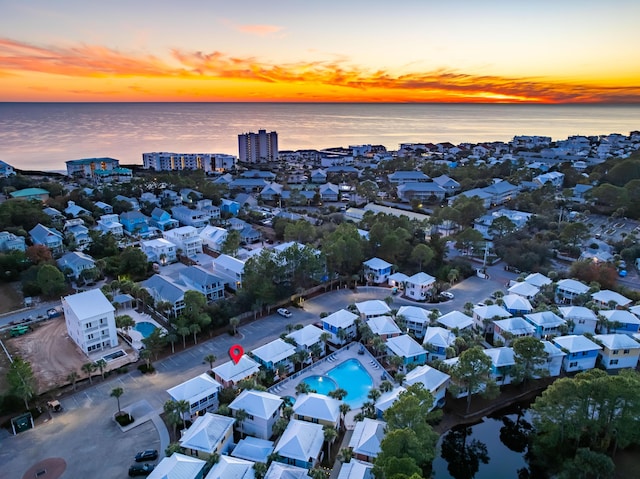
[473,304,512,334]
[229,390,284,440]
[62,289,118,355]
[403,365,450,409]
[553,335,601,373]
[147,453,205,479]
[322,309,358,345]
[593,334,640,370]
[437,310,474,332]
[212,254,245,290]
[141,238,177,264]
[251,339,296,373]
[163,226,203,258]
[397,305,431,338]
[558,306,598,335]
[179,413,235,458]
[355,300,391,320]
[363,257,392,284]
[205,455,255,479]
[348,418,386,464]
[212,355,261,388]
[404,272,436,301]
[541,340,565,377]
[167,373,222,420]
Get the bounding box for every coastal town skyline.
[1,0,639,103]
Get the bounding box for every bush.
[115,413,134,426]
[137,364,155,374]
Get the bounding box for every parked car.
[440,291,454,300]
[129,463,155,477]
[277,308,292,318]
[134,450,158,462]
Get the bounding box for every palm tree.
[175,399,190,431]
[323,425,338,459]
[81,362,96,384]
[165,442,183,457]
[309,343,323,362]
[339,403,351,430]
[296,382,312,395]
[110,387,124,415]
[115,314,135,334]
[367,388,381,402]
[379,380,393,393]
[328,388,348,401]
[319,332,331,355]
[204,353,217,369]
[235,408,248,438]
[272,417,289,437]
[253,462,268,479]
[165,330,178,354]
[338,447,353,463]
[94,359,107,380]
[309,469,327,479]
[175,318,190,349]
[67,371,79,391]
[229,317,240,336]
[190,322,202,345]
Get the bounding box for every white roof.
[179,413,235,453]
[355,300,391,317]
[229,389,283,419]
[630,305,640,318]
[494,317,536,335]
[473,304,511,320]
[213,254,246,275]
[406,271,436,286]
[600,310,640,325]
[264,462,311,479]
[556,278,589,294]
[231,436,275,464]
[592,290,632,307]
[508,281,540,298]
[386,334,424,358]
[148,452,206,479]
[436,310,474,330]
[558,306,597,321]
[397,306,430,325]
[423,327,456,348]
[366,316,401,336]
[483,347,516,367]
[388,272,409,283]
[363,257,392,270]
[524,272,552,287]
[205,455,255,479]
[523,311,565,328]
[502,294,533,312]
[286,325,324,348]
[593,334,640,350]
[167,373,221,403]
[337,459,373,479]
[63,288,114,319]
[348,418,386,458]
[274,419,324,463]
[553,335,601,353]
[251,339,296,364]
[541,340,566,358]
[213,355,261,384]
[403,365,450,391]
[323,309,358,329]
[375,386,406,414]
[292,393,341,423]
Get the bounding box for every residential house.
[397,305,431,338]
[422,326,456,361]
[507,281,540,300]
[180,188,203,204]
[337,460,373,479]
[374,387,406,420]
[310,169,327,184]
[228,389,284,440]
[231,436,275,464]
[404,272,436,301]
[397,182,446,203]
[449,188,493,209]
[0,231,26,252]
[160,189,182,207]
[553,335,601,373]
[179,265,225,302]
[348,418,386,463]
[437,311,474,332]
[366,316,401,340]
[403,365,451,409]
[42,207,65,224]
[502,294,533,316]
[593,334,640,370]
[483,347,516,385]
[149,207,179,231]
[63,218,91,250]
[205,455,255,479]
[220,198,241,216]
[140,192,159,206]
[179,413,235,458]
[167,373,222,420]
[114,194,140,210]
[0,160,15,177]
[97,214,124,237]
[493,317,536,346]
[387,171,429,184]
[541,340,566,377]
[142,274,187,316]
[363,258,392,284]
[94,201,113,214]
[61,289,118,355]
[598,310,640,335]
[318,183,340,202]
[239,225,261,244]
[355,300,391,320]
[534,171,565,188]
[322,309,359,345]
[199,225,228,252]
[57,251,96,281]
[171,206,209,229]
[147,453,205,479]
[483,180,519,205]
[386,334,427,370]
[558,306,598,335]
[10,187,50,202]
[286,325,324,359]
[292,393,341,429]
[212,254,245,290]
[195,199,221,221]
[591,290,632,309]
[260,183,284,202]
[251,339,296,373]
[472,304,511,334]
[264,462,312,479]
[29,224,64,254]
[141,238,177,264]
[432,174,461,194]
[212,355,261,388]
[523,311,566,339]
[119,211,149,235]
[163,226,203,257]
[523,272,552,288]
[556,279,589,304]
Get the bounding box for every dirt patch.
[22,457,66,479]
[0,282,24,314]
[6,318,96,393]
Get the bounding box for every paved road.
[0,266,511,479]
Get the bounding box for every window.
[569,362,578,368]
[247,414,254,420]
[623,349,630,354]
[610,359,619,366]
[613,350,619,355]
[582,351,589,356]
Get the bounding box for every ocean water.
[0,102,638,171]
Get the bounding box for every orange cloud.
[236,24,283,36]
[0,37,639,103]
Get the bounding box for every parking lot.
[587,214,640,244]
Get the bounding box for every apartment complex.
[62,289,118,355]
[238,130,278,163]
[66,157,121,179]
[142,152,236,174]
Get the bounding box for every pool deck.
[269,344,392,428]
[117,307,166,349]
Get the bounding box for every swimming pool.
[302,358,373,407]
[134,321,157,338]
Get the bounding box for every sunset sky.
[1,0,639,103]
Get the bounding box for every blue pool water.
[134,321,157,338]
[302,359,373,407]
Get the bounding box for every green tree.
[117,246,149,280]
[511,336,548,385]
[36,264,66,298]
[560,221,589,248]
[7,356,37,409]
[81,362,96,384]
[455,228,485,256]
[142,327,167,360]
[110,387,124,415]
[115,314,135,334]
[323,425,338,459]
[94,358,108,380]
[204,353,217,369]
[450,346,497,413]
[410,243,434,271]
[221,229,241,256]
[558,448,615,479]
[488,216,517,239]
[67,371,79,391]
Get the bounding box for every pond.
[432,404,536,479]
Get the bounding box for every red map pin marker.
[229,344,244,365]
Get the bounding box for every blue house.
[119,211,149,234]
[386,334,427,370]
[599,310,640,335]
[149,207,179,231]
[553,335,601,373]
[274,420,324,469]
[363,257,392,284]
[220,198,240,216]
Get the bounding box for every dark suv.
[134,449,158,462]
[128,463,154,477]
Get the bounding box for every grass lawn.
[0,282,23,314]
